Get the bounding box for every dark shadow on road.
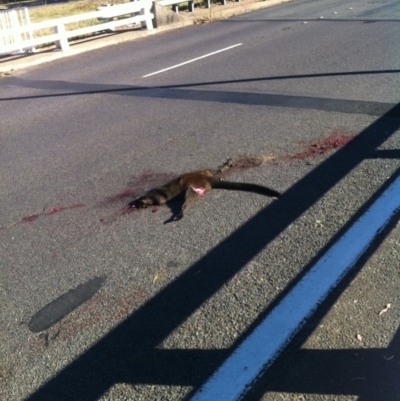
[369,149,400,159]
[245,326,400,401]
[23,90,400,401]
[2,70,400,117]
[2,68,400,96]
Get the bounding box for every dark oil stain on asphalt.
[28,276,106,333]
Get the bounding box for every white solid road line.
[190,175,400,401]
[142,43,242,78]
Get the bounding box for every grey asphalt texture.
[0,0,399,400]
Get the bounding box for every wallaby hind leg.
[175,187,204,220]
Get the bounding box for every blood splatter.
[133,169,154,185]
[20,204,85,224]
[99,171,178,223]
[21,214,40,223]
[48,208,61,214]
[99,189,138,206]
[101,204,141,224]
[46,204,84,215]
[290,131,354,160]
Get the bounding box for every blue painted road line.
[191,175,400,401]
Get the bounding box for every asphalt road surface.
[1,0,399,400]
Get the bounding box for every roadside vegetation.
[30,1,130,22]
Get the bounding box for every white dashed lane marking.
[142,44,242,78]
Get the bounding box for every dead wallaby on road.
[129,165,281,220]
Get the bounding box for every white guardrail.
[0,1,153,55]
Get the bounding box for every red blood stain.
[48,208,61,214]
[104,205,141,223]
[119,206,138,215]
[20,204,85,224]
[100,188,138,206]
[151,208,158,213]
[130,169,160,186]
[46,204,85,215]
[291,131,354,160]
[100,170,176,211]
[21,214,40,223]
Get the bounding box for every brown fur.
[129,169,280,220]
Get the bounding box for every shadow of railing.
[246,323,400,401]
[2,69,400,101]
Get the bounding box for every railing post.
[96,5,116,31]
[9,9,23,51]
[54,23,69,51]
[140,4,153,30]
[22,7,34,48]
